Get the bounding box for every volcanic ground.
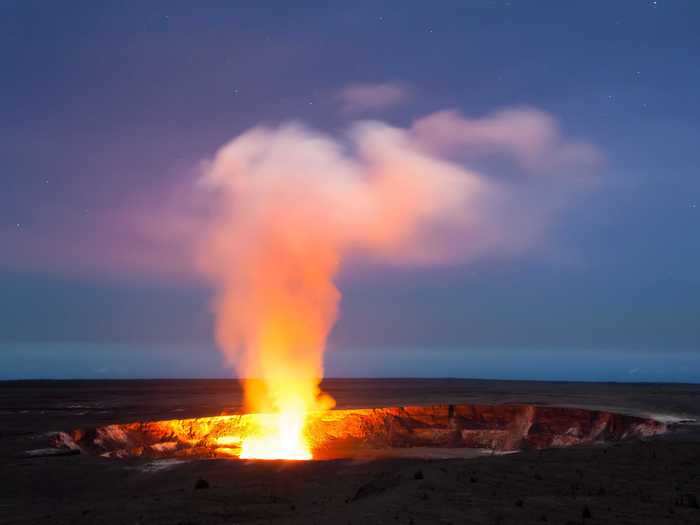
[1,379,699,524]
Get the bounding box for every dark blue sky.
[1,1,698,380]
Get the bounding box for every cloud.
[412,107,603,173]
[0,105,602,282]
[135,107,601,276]
[337,82,410,113]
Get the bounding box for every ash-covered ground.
[1,379,699,524]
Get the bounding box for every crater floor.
[2,379,698,524]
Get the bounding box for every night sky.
[1,1,699,381]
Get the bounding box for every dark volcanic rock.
[194,478,209,490]
[675,493,699,509]
[350,473,401,502]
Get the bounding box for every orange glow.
[213,413,311,460]
[238,411,311,460]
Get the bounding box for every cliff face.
[307,404,665,456]
[53,403,666,459]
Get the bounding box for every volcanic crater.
[52,403,666,460]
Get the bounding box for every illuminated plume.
[195,122,489,458]
[186,112,600,460]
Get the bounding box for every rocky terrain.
[1,379,699,524]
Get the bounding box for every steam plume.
[197,122,486,413]
[192,113,599,416]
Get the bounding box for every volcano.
[52,403,665,460]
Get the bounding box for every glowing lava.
[238,411,311,460]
